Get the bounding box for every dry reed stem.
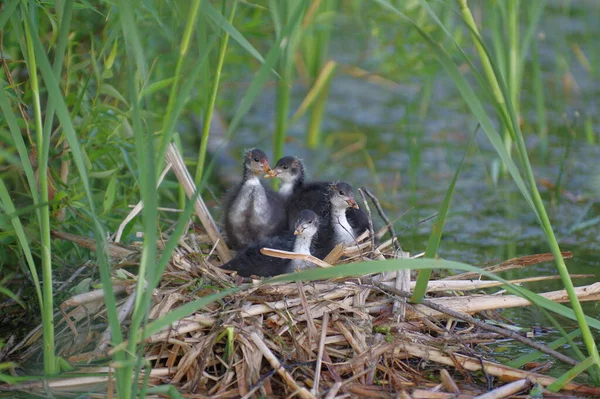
[405,282,600,320]
[249,331,316,399]
[472,378,532,399]
[312,311,329,395]
[439,369,460,394]
[114,162,172,242]
[396,342,599,393]
[51,230,137,258]
[393,250,411,319]
[260,247,332,268]
[165,143,231,262]
[443,251,574,280]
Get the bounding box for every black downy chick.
[312,182,362,259]
[222,148,287,250]
[220,209,320,277]
[268,156,369,238]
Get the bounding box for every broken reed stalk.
[165,143,231,262]
[473,378,533,399]
[370,281,579,366]
[361,187,401,250]
[260,248,332,268]
[249,331,316,399]
[357,188,376,253]
[444,251,574,280]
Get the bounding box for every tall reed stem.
[457,0,600,374]
[195,0,238,184]
[22,10,56,375]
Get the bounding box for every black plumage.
[222,148,287,250]
[220,210,320,277]
[269,156,369,238]
[311,182,361,259]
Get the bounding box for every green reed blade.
[507,329,582,369]
[373,0,538,219]
[21,3,56,375]
[204,0,271,68]
[24,2,123,380]
[411,134,472,303]
[195,0,237,184]
[291,60,337,124]
[0,0,18,30]
[0,87,38,203]
[531,36,548,158]
[548,356,595,392]
[0,178,43,311]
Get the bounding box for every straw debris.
[7,227,600,398]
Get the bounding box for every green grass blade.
[41,0,73,152]
[117,2,159,396]
[23,4,125,379]
[518,0,546,84]
[548,356,595,392]
[204,0,269,67]
[195,0,237,184]
[226,0,307,137]
[196,0,308,190]
[0,179,43,310]
[158,0,201,162]
[290,60,337,125]
[0,0,19,30]
[0,87,38,203]
[21,4,55,375]
[411,134,472,303]
[507,329,582,369]
[117,0,147,81]
[374,0,538,221]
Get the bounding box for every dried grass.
[6,229,600,398]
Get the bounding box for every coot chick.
[223,148,287,250]
[220,210,320,277]
[268,156,369,237]
[313,182,361,258]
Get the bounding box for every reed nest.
[4,146,600,398]
[7,227,600,398]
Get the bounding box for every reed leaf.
[0,179,43,311]
[411,135,472,303]
[507,329,582,369]
[195,0,237,184]
[0,0,19,31]
[21,4,56,375]
[548,357,596,392]
[23,2,124,380]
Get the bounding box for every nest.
[5,227,600,398]
[4,145,600,398]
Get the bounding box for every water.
[216,0,599,374]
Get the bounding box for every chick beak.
[294,225,304,236]
[264,168,278,178]
[261,160,272,174]
[347,198,359,209]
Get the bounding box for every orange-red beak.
[347,198,359,209]
[261,159,273,174]
[264,168,278,178]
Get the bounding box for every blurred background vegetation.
[0,0,599,386]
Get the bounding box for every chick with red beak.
[222,148,287,250]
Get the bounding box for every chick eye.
[283,165,288,169]
[339,191,345,196]
[308,220,312,224]
[254,157,260,162]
